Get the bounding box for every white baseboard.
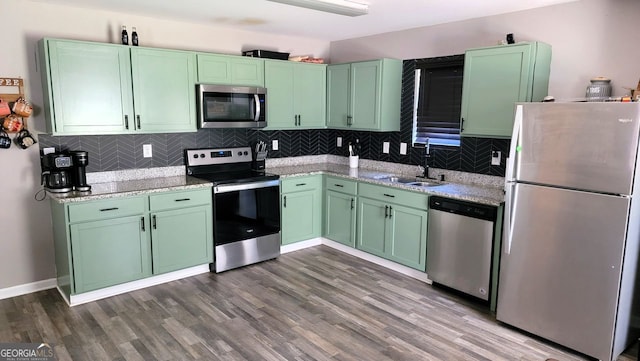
[279,237,432,284]
[320,238,432,284]
[0,278,57,300]
[5,238,430,303]
[61,264,210,306]
[281,237,322,254]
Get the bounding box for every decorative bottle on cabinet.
[121,25,128,45]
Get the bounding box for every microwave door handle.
[254,94,261,122]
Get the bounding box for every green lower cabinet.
[356,197,388,258]
[324,190,357,247]
[386,204,428,270]
[356,194,428,271]
[150,205,212,274]
[281,176,322,245]
[70,215,151,293]
[281,190,321,244]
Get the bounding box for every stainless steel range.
[185,147,280,273]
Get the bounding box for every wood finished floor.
[0,245,637,361]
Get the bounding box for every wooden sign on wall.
[0,77,25,103]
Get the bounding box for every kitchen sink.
[380,176,417,184]
[407,181,445,187]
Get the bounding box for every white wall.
[0,0,330,291]
[330,0,640,100]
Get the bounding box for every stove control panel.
[185,147,252,166]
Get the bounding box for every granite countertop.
[268,163,505,206]
[49,175,213,204]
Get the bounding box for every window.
[412,55,464,147]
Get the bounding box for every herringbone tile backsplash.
[38,59,509,176]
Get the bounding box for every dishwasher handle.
[429,196,497,222]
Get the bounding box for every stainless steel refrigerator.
[497,102,640,361]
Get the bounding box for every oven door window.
[213,185,280,245]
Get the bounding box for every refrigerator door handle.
[502,105,523,255]
[503,182,517,254]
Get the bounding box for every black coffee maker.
[69,150,91,192]
[41,150,92,193]
[41,152,74,193]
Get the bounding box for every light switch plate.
[337,137,342,147]
[272,139,279,151]
[143,144,152,158]
[43,147,56,155]
[399,142,407,155]
[383,142,390,154]
[491,151,501,166]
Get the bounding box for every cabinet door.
[45,40,133,134]
[460,43,533,138]
[151,205,213,274]
[294,63,326,128]
[70,215,150,293]
[326,64,351,128]
[281,190,321,244]
[356,197,387,258]
[197,54,231,84]
[324,191,356,247]
[350,61,380,130]
[197,54,264,87]
[386,204,428,271]
[131,48,197,133]
[264,61,296,129]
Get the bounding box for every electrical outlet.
[491,151,501,166]
[399,142,407,155]
[272,139,279,151]
[43,147,56,155]
[383,142,390,154]
[143,144,152,158]
[337,137,342,147]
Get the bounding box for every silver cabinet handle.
[296,183,307,186]
[141,216,145,232]
[388,206,393,218]
[124,115,129,130]
[383,193,395,198]
[175,198,191,202]
[152,215,157,229]
[351,198,354,210]
[283,195,287,208]
[384,205,388,218]
[334,184,344,188]
[136,115,141,129]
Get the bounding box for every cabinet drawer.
[281,175,322,193]
[68,196,146,223]
[325,176,357,194]
[358,183,428,210]
[149,188,212,211]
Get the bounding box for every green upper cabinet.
[196,53,265,87]
[41,39,134,135]
[130,48,197,133]
[327,58,402,132]
[39,38,197,135]
[460,42,551,138]
[264,60,327,130]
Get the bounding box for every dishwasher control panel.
[429,197,497,221]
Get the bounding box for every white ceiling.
[34,0,578,41]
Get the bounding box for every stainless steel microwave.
[197,84,267,129]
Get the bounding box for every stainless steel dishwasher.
[426,196,497,300]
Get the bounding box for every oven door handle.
[214,179,280,194]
